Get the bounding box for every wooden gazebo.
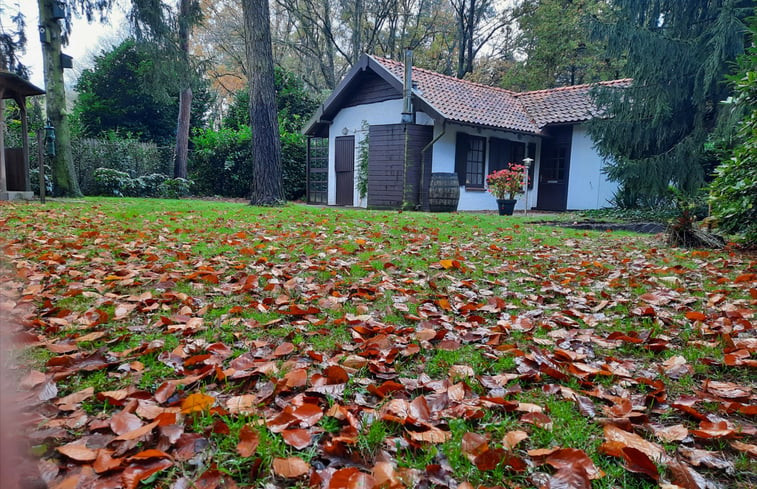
[0,71,45,201]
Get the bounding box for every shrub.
[93,168,132,196]
[159,178,193,199]
[189,124,307,201]
[72,136,170,195]
[709,22,757,245]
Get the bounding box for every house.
[303,53,630,212]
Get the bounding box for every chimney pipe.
[401,48,414,124]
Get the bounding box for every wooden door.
[537,126,572,211]
[335,136,355,206]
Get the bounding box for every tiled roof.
[370,55,630,133]
[372,57,540,134]
[515,79,632,127]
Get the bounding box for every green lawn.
[1,198,754,488]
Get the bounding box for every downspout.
[401,48,414,124]
[419,121,446,211]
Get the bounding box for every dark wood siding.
[335,136,355,206]
[343,71,401,108]
[367,124,433,209]
[403,124,433,208]
[368,125,405,209]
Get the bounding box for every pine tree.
[242,0,284,206]
[588,0,753,205]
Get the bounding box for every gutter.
[419,120,447,211]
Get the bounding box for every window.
[455,133,486,188]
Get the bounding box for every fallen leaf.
[181,392,215,414]
[272,457,310,478]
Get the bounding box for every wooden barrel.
[428,172,460,212]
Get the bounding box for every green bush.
[189,123,307,201]
[93,168,132,196]
[159,178,193,199]
[73,136,170,195]
[709,20,757,245]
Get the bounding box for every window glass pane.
[466,137,485,187]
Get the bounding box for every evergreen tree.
[74,39,210,145]
[588,0,753,205]
[499,0,624,91]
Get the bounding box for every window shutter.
[455,133,469,186]
[489,138,510,173]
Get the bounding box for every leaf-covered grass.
[1,198,754,488]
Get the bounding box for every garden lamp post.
[522,157,533,216]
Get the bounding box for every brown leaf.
[521,411,552,430]
[501,431,528,452]
[154,381,176,404]
[56,442,98,462]
[93,449,122,473]
[324,365,349,384]
[730,440,757,458]
[226,394,257,414]
[407,426,450,444]
[283,368,308,388]
[110,410,143,436]
[281,428,312,449]
[237,424,260,457]
[545,448,604,480]
[127,449,172,461]
[546,467,591,489]
[121,459,172,489]
[474,447,506,471]
[602,424,666,463]
[272,456,310,478]
[620,446,659,481]
[113,420,159,441]
[274,342,295,357]
[461,432,489,461]
[292,403,323,427]
[652,424,689,443]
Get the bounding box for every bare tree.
[449,0,508,78]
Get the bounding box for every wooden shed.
[1,71,45,201]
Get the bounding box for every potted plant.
[487,164,528,215]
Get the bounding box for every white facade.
[566,125,617,209]
[325,106,615,211]
[429,123,541,211]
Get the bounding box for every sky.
[3,1,127,88]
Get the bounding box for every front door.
[335,136,355,206]
[537,126,572,211]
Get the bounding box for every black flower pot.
[496,199,517,216]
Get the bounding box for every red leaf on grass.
[282,429,312,449]
[237,425,260,457]
[121,459,172,489]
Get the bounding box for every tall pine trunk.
[173,0,192,179]
[174,87,192,178]
[242,0,284,205]
[38,0,82,197]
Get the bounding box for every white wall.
[566,125,617,210]
[430,123,541,211]
[328,99,405,207]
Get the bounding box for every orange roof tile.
[371,55,630,133]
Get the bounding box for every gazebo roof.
[0,71,45,101]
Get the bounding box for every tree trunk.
[38,0,82,197]
[242,0,284,206]
[173,0,193,179]
[174,87,192,178]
